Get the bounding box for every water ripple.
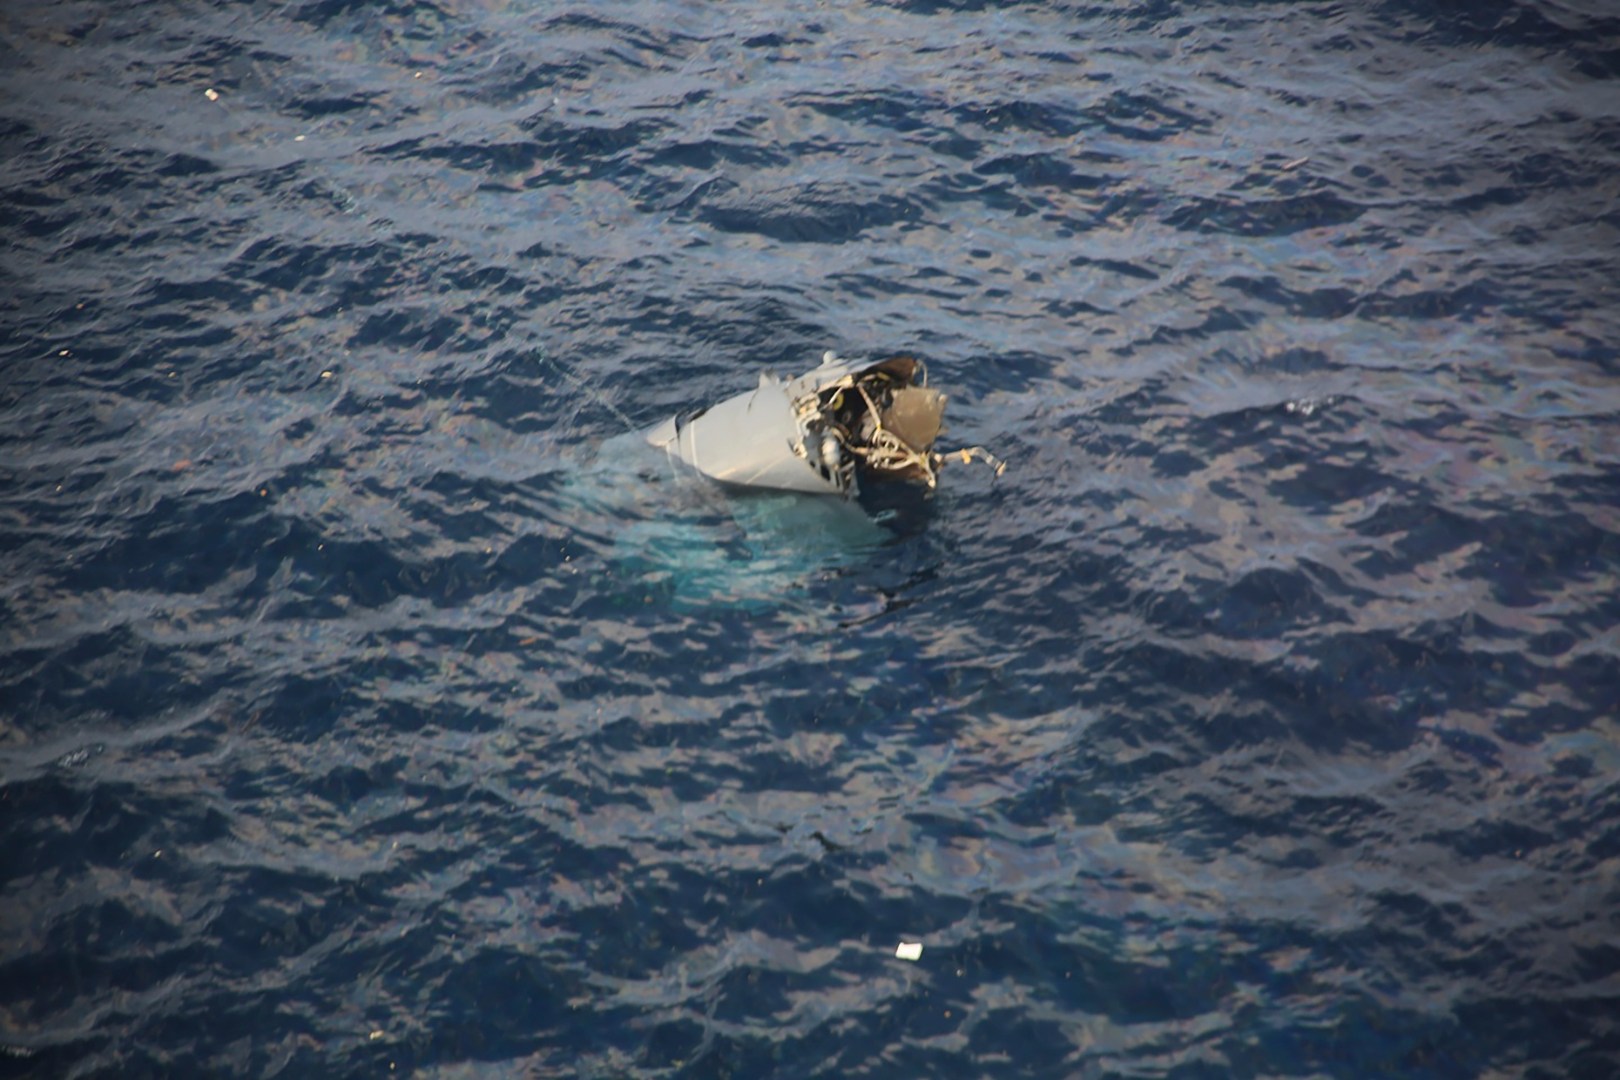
[2,0,1618,1076]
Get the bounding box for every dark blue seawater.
[4,1,1619,1076]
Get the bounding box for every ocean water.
[3,1,1619,1076]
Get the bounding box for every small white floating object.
[895,941,923,961]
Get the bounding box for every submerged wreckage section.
[644,351,1002,499]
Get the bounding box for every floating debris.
[645,350,1003,498]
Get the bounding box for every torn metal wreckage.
[643,351,1003,499]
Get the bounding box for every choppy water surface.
[4,1,1620,1076]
